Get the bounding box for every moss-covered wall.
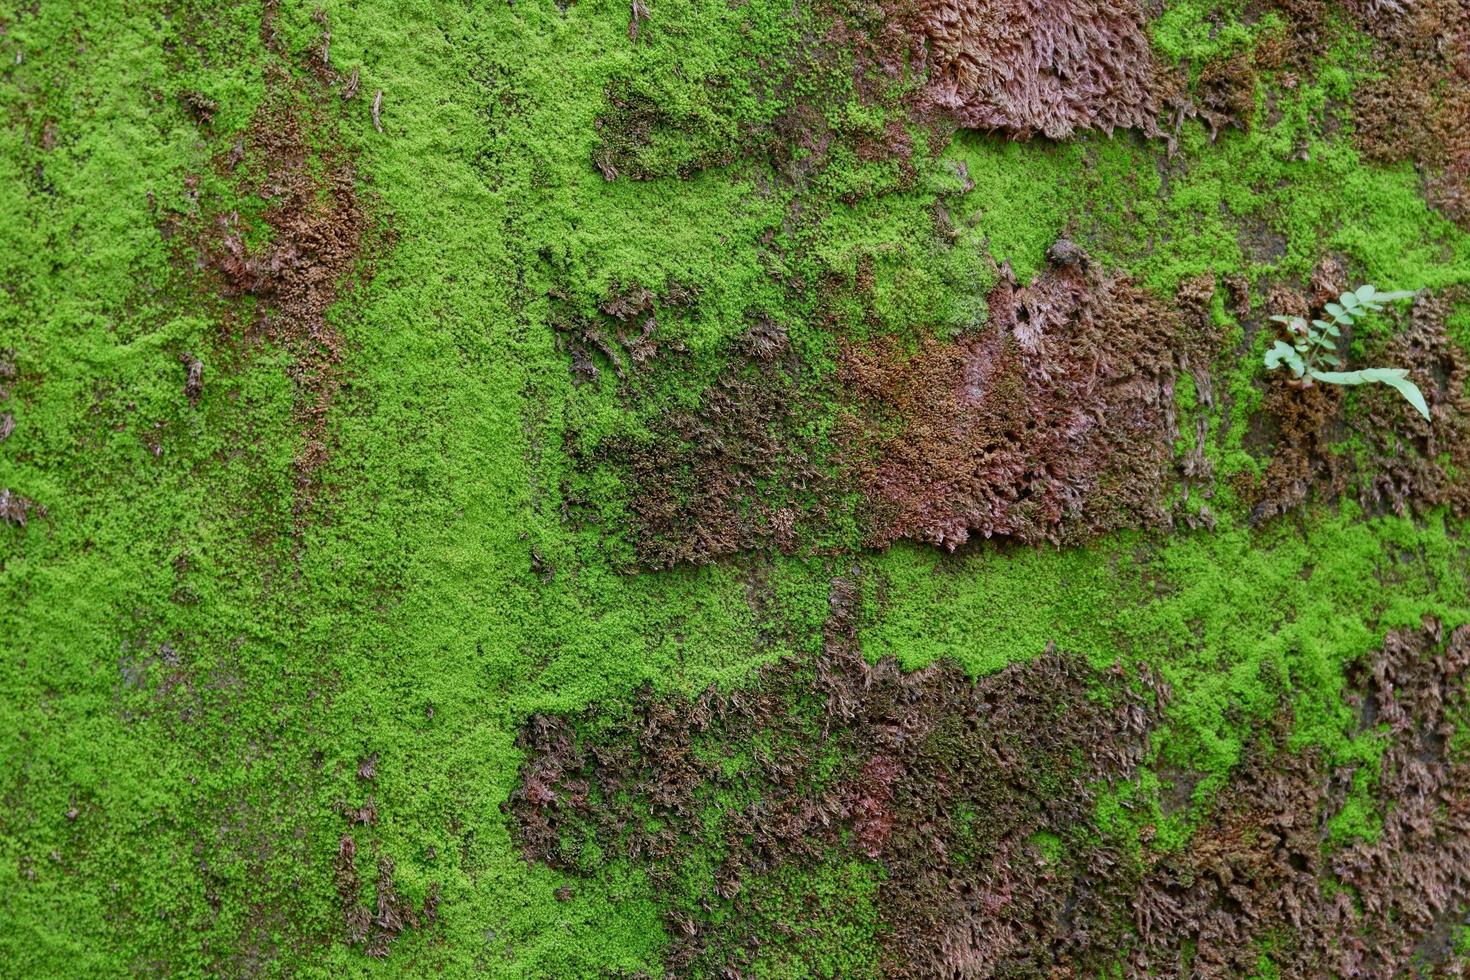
[3,0,1470,975]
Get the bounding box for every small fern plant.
[1265,284,1429,421]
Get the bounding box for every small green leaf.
[1386,376,1430,420]
[1356,284,1377,302]
[1265,341,1305,375]
[1340,292,1361,309]
[1309,369,1372,385]
[1310,367,1431,420]
[1325,303,1346,320]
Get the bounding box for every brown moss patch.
[507,577,1164,976]
[1352,0,1470,227]
[916,0,1166,139]
[333,836,440,959]
[837,252,1217,549]
[562,309,834,570]
[1244,357,1348,526]
[551,281,693,383]
[1350,289,1470,517]
[204,90,365,492]
[1245,281,1470,523]
[563,255,1236,567]
[1194,49,1258,137]
[175,3,378,514]
[0,487,44,527]
[509,588,1470,976]
[1131,620,1470,976]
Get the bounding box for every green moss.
[1150,1,1273,65]
[1253,951,1283,979]
[1326,781,1384,846]
[1028,830,1064,866]
[859,540,1139,676]
[6,0,1470,973]
[940,132,1084,283]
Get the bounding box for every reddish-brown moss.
[563,308,833,569]
[1351,289,1470,517]
[509,592,1470,976]
[1131,620,1470,976]
[916,0,1164,138]
[174,5,377,512]
[333,836,440,959]
[1246,278,1470,523]
[1352,0,1470,227]
[508,577,1164,976]
[838,251,1216,549]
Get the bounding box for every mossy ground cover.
[4,0,1470,975]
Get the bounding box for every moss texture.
[4,0,1470,975]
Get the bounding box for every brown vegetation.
[916,0,1164,138]
[562,252,1239,565]
[1130,620,1470,976]
[179,4,374,512]
[508,576,1165,975]
[1351,289,1470,517]
[510,582,1470,975]
[1246,278,1470,523]
[551,281,692,383]
[1352,0,1470,227]
[0,487,43,526]
[838,250,1217,549]
[562,301,832,569]
[333,836,440,958]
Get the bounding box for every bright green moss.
[1028,829,1064,866]
[1150,1,1273,65]
[858,540,1139,676]
[5,0,1470,973]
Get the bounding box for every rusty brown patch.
[509,585,1470,975]
[178,3,377,515]
[1244,277,1349,523]
[0,487,44,527]
[916,0,1165,139]
[837,251,1216,549]
[1352,0,1470,227]
[507,577,1164,976]
[1350,289,1470,517]
[562,254,1235,566]
[562,307,833,569]
[551,280,693,383]
[1246,279,1470,523]
[1130,620,1470,976]
[1194,49,1258,137]
[333,835,440,959]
